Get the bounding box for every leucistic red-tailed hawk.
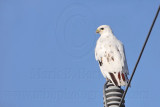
[95,25,129,86]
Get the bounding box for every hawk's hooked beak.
[96,29,100,33]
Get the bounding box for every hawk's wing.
[117,40,129,75]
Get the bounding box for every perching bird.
[95,25,129,86]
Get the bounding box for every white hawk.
[95,25,129,86]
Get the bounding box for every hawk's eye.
[101,28,104,30]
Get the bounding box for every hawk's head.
[96,25,112,35]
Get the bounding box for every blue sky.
[0,0,160,107]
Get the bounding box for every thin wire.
[119,5,160,107]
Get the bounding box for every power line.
[119,5,160,107]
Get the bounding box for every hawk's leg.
[106,78,111,83]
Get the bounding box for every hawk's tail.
[108,72,129,87]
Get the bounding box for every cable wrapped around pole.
[103,81,125,107]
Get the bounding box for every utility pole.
[103,81,125,107]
